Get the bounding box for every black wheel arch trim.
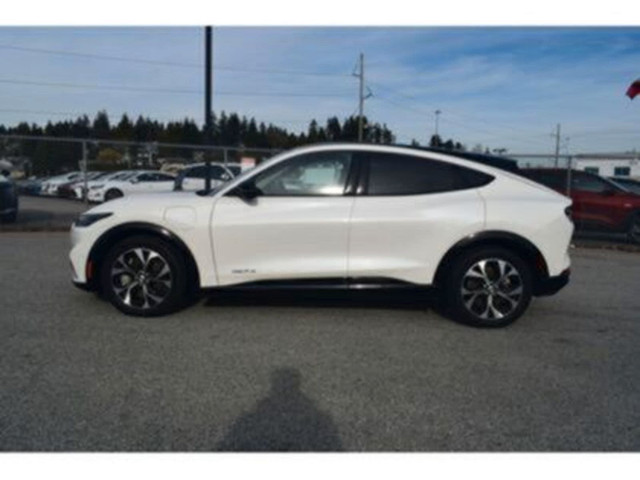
[86,222,200,291]
[433,230,551,295]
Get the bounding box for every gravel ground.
[0,233,639,451]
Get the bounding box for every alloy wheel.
[460,258,524,321]
[110,247,173,309]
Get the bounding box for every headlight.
[74,212,112,227]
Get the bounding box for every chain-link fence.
[0,133,280,203]
[3,134,640,200]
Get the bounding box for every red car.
[522,168,640,243]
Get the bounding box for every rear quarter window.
[362,152,493,196]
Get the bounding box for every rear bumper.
[534,268,570,296]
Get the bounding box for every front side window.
[364,152,492,196]
[252,151,352,196]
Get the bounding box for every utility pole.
[357,53,365,142]
[553,123,561,168]
[204,26,213,190]
[434,109,442,137]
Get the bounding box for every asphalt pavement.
[0,232,639,451]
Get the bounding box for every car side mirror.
[232,181,262,201]
[130,178,139,184]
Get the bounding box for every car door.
[211,150,356,286]
[570,171,628,229]
[347,151,487,285]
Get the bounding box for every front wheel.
[443,247,533,328]
[627,212,640,244]
[105,188,124,201]
[100,235,189,316]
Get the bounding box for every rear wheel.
[100,235,188,316]
[1,211,17,223]
[627,212,640,244]
[443,247,533,327]
[105,188,124,201]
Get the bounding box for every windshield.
[608,178,635,194]
[601,176,630,193]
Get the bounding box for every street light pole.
[434,109,441,137]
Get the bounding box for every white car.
[173,162,237,192]
[70,144,573,327]
[87,170,176,203]
[67,171,119,200]
[40,172,82,196]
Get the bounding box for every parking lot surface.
[0,232,639,451]
[0,196,88,231]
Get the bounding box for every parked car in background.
[57,171,108,199]
[0,174,18,222]
[40,172,82,196]
[173,163,237,192]
[88,170,176,203]
[85,171,138,200]
[15,177,44,196]
[70,144,572,327]
[523,168,640,243]
[609,176,640,195]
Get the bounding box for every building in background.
[573,154,640,178]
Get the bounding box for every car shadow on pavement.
[202,288,437,312]
[216,367,343,452]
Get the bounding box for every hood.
[87,191,202,214]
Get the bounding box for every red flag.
[626,79,640,99]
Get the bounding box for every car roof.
[289,143,522,175]
[398,145,521,174]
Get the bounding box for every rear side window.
[363,152,492,196]
[522,170,566,190]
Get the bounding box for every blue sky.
[0,26,639,154]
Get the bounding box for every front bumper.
[87,190,105,202]
[534,268,570,296]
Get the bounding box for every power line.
[0,77,352,98]
[369,79,554,140]
[0,43,351,78]
[375,94,551,148]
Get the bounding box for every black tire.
[100,235,189,317]
[627,212,640,244]
[442,247,533,328]
[105,188,124,201]
[1,211,17,223]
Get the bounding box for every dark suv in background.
[0,173,18,223]
[522,168,640,243]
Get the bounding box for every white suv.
[70,144,573,327]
